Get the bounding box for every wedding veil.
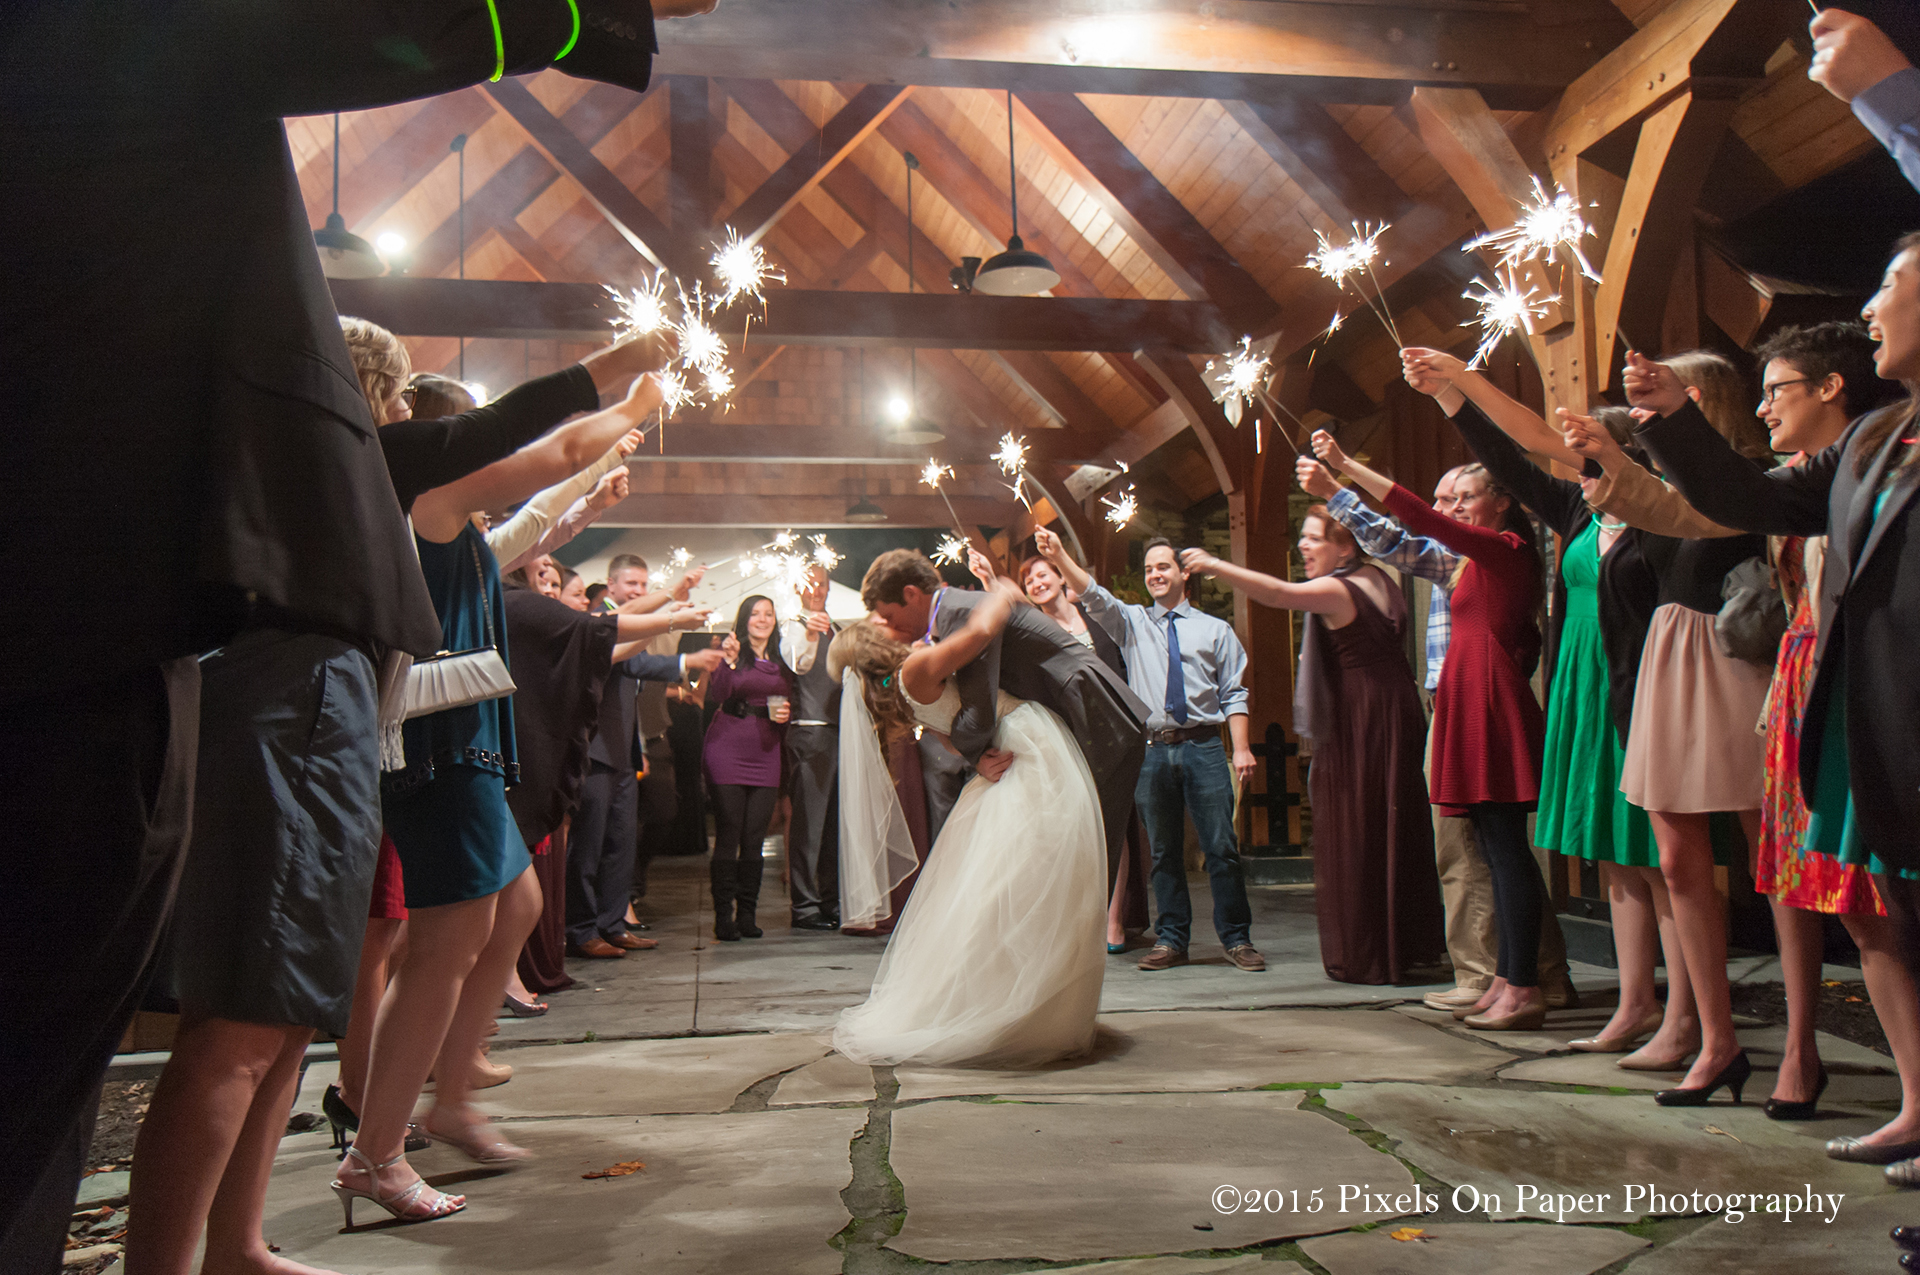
[836,668,921,929]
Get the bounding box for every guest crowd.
[8,4,1920,1275]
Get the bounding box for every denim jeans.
[1136,736,1251,951]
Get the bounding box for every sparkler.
[1464,177,1602,284]
[1100,487,1138,529]
[918,459,969,540]
[607,273,672,339]
[710,229,786,310]
[668,547,694,572]
[931,534,969,567]
[1464,271,1557,370]
[1305,220,1403,347]
[991,431,1036,509]
[1206,336,1270,416]
[809,535,842,572]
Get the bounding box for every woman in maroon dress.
[1183,508,1443,984]
[1313,430,1548,1029]
[704,595,795,940]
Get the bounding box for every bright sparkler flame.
[809,536,842,571]
[607,274,671,338]
[771,531,798,552]
[1464,272,1557,370]
[1464,177,1602,283]
[1101,487,1138,528]
[1206,335,1270,413]
[1307,222,1387,286]
[655,369,693,418]
[710,229,786,309]
[931,534,968,567]
[991,432,1029,478]
[919,460,953,490]
[677,310,726,373]
[701,363,735,402]
[668,547,693,571]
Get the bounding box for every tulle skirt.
[833,701,1107,1068]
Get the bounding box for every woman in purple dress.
[704,595,795,940]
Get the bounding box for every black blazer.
[1449,403,1663,745]
[1639,400,1920,865]
[0,3,656,700]
[588,643,685,771]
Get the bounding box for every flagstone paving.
[228,857,1909,1272]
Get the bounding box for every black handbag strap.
[470,531,500,655]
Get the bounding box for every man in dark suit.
[569,554,722,957]
[0,3,711,1266]
[862,549,1149,885]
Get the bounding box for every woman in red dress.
[1314,430,1548,1029]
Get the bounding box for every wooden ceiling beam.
[595,492,1035,528]
[1136,352,1246,497]
[1221,92,1411,226]
[481,75,692,276]
[329,277,1229,350]
[606,424,1120,464]
[1016,91,1278,327]
[727,84,914,246]
[331,91,500,230]
[668,75,716,242]
[658,2,1636,109]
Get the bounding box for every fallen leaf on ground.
[582,1160,646,1179]
[1702,1125,1743,1144]
[1389,1227,1430,1242]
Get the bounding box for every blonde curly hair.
[827,620,917,747]
[338,316,411,422]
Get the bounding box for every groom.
[862,549,1149,885]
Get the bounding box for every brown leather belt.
[1146,724,1220,746]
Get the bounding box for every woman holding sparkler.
[704,595,795,941]
[1398,350,1695,1064]
[1309,427,1548,1026]
[1180,515,1444,985]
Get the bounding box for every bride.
[827,578,1108,1068]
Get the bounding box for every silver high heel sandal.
[330,1145,467,1227]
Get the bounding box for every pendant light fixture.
[968,91,1060,297]
[889,151,946,445]
[314,113,384,279]
[846,466,889,523]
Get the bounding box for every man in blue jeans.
[1035,529,1262,971]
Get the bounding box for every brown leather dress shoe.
[567,937,626,959]
[1137,944,1188,971]
[1225,944,1266,972]
[605,932,658,951]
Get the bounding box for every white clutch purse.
[401,534,518,720]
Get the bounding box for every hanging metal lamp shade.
[844,495,889,523]
[314,113,384,279]
[971,234,1060,296]
[886,412,946,445]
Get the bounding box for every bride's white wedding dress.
[833,684,1108,1068]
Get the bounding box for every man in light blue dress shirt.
[1036,529,1264,973]
[1810,8,1920,192]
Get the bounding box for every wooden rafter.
[668,76,715,241]
[657,1,1636,108]
[727,84,913,246]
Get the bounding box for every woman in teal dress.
[1630,236,1920,1182]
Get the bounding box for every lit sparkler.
[931,534,969,567]
[668,547,693,571]
[808,535,842,571]
[607,273,671,339]
[1101,487,1139,529]
[991,432,1029,478]
[655,369,693,420]
[1464,271,1557,370]
[1206,336,1270,416]
[918,459,968,540]
[701,363,736,403]
[1305,220,1403,347]
[676,306,727,374]
[1464,177,1602,284]
[710,229,786,310]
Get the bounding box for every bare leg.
[1842,911,1920,1146]
[199,1029,340,1275]
[339,893,496,1208]
[336,917,401,1113]
[425,868,542,1145]
[1771,899,1827,1104]
[1595,861,1663,1039]
[1625,864,1702,1064]
[1653,811,1745,1089]
[126,1015,309,1275]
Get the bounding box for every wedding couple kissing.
[823,548,1149,1070]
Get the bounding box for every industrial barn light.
[969,91,1060,297]
[313,113,383,279]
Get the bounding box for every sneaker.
[1225,944,1266,972]
[1136,944,1188,971]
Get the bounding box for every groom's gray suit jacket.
[932,590,1148,885]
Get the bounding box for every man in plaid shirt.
[1298,458,1572,1012]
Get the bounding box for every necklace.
[1597,515,1629,532]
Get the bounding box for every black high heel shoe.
[322,1084,430,1159]
[1654,1050,1752,1107]
[1764,1063,1829,1121]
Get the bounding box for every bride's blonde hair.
[827,621,917,745]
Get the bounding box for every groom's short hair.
[862,549,942,608]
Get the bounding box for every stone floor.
[243,854,1909,1274]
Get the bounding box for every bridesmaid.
[704,595,794,941]
[1182,512,1444,985]
[1313,430,1549,1028]
[1398,350,1680,1058]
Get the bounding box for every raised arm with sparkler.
[1400,347,1586,469]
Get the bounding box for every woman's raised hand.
[1621,351,1690,416]
[1295,454,1342,500]
[966,547,997,587]
[614,428,644,458]
[1400,347,1466,398]
[1310,428,1351,473]
[1558,409,1627,468]
[1033,525,1066,564]
[1178,547,1218,576]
